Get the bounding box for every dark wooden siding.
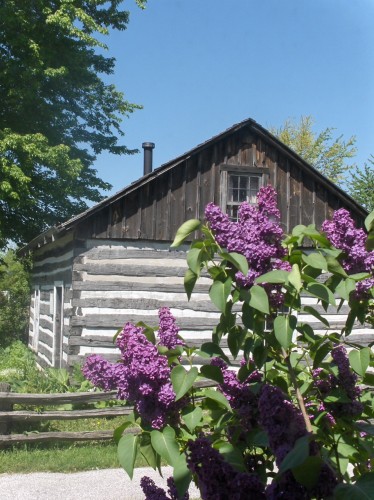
[74,125,366,242]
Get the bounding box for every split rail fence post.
[0,383,12,434]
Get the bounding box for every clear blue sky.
[94,0,374,197]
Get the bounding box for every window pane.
[226,173,262,219]
[249,176,260,204]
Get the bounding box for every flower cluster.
[157,307,184,350]
[258,384,308,464]
[322,208,374,299]
[205,186,289,306]
[83,314,182,429]
[312,345,363,418]
[140,476,189,500]
[331,345,363,417]
[186,436,265,499]
[211,357,261,431]
[258,384,337,498]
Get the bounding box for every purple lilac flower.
[266,463,338,500]
[322,208,374,274]
[186,437,265,499]
[84,319,181,429]
[259,385,338,498]
[158,307,184,349]
[258,384,308,463]
[82,354,122,391]
[140,477,169,500]
[330,344,363,417]
[322,208,374,299]
[312,347,363,419]
[354,277,374,300]
[205,186,288,306]
[211,357,261,431]
[139,476,189,500]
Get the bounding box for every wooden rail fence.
[0,383,135,446]
[0,380,214,446]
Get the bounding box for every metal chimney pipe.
[142,142,155,176]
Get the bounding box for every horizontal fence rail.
[0,380,216,446]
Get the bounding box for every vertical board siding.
[72,125,366,243]
[28,234,74,369]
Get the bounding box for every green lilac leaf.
[150,427,180,464]
[279,435,310,474]
[215,442,246,472]
[203,388,232,411]
[349,347,371,377]
[187,247,202,275]
[139,434,158,470]
[182,406,203,433]
[292,224,307,237]
[184,269,198,300]
[173,453,192,498]
[249,285,270,314]
[287,264,303,292]
[117,434,138,479]
[325,255,348,277]
[227,326,247,358]
[312,342,331,369]
[302,305,330,327]
[255,270,289,284]
[292,456,322,490]
[113,420,135,445]
[336,278,356,301]
[306,283,336,306]
[200,364,224,384]
[364,210,374,232]
[220,251,249,275]
[171,365,199,401]
[136,322,156,344]
[209,278,232,313]
[302,252,328,270]
[171,219,201,247]
[274,315,297,349]
[197,342,230,364]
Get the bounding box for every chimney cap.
[142,142,155,149]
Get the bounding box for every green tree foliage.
[347,157,374,212]
[270,115,357,185]
[0,250,31,347]
[0,0,146,248]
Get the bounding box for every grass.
[0,415,151,474]
[0,342,151,475]
[0,442,121,474]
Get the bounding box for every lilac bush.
[84,187,374,499]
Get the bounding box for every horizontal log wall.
[69,240,221,366]
[68,240,374,368]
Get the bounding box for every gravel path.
[0,467,200,500]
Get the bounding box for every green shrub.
[0,250,31,348]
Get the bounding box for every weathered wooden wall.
[28,233,74,369]
[73,126,364,243]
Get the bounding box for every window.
[220,164,270,220]
[227,174,261,220]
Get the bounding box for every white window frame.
[32,286,40,351]
[220,164,269,220]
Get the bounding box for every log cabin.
[20,118,372,369]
